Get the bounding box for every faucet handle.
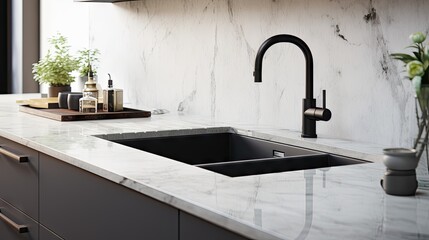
[304,89,332,121]
[323,90,326,109]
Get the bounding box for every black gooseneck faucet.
[254,34,331,138]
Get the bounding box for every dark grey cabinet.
[0,136,255,240]
[180,211,249,240]
[39,153,178,240]
[0,137,39,221]
[0,197,39,240]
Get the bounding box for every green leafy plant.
[391,32,429,95]
[32,33,79,86]
[392,32,429,164]
[77,48,100,77]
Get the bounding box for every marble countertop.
[2,94,429,240]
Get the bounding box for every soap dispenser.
[102,74,123,112]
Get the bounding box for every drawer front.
[40,153,178,240]
[0,136,39,220]
[0,197,38,240]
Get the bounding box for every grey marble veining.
[3,94,429,240]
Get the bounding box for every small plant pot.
[74,76,88,92]
[48,85,71,98]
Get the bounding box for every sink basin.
[112,132,320,165]
[107,131,369,177]
[197,154,365,177]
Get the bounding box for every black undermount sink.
[110,132,369,177]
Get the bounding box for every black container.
[58,92,71,109]
[67,93,83,111]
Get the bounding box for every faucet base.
[302,98,317,138]
[301,133,317,138]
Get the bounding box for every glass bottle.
[79,92,98,113]
[103,74,123,112]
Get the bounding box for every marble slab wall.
[40,0,429,147]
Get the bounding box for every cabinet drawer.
[40,153,178,240]
[0,197,38,240]
[0,137,38,220]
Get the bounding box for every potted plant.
[76,48,100,91]
[391,32,429,166]
[32,33,79,97]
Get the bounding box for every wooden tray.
[19,105,151,122]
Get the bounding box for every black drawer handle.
[0,209,29,233]
[0,146,28,163]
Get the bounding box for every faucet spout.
[253,34,331,138]
[253,34,314,99]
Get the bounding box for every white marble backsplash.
[40,0,429,147]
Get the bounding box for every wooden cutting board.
[16,98,59,109]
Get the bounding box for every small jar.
[79,92,98,113]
